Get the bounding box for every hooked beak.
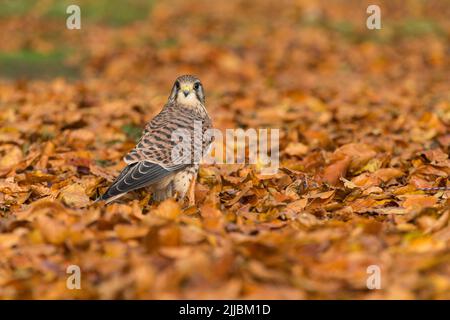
[181,84,191,97]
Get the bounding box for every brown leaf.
[285,142,309,156]
[334,143,377,172]
[322,156,351,185]
[58,184,90,208]
[402,195,437,211]
[151,199,181,220]
[0,146,22,171]
[35,215,67,245]
[115,224,149,240]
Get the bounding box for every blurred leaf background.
[0,0,449,300]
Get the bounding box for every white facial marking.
[177,90,199,106]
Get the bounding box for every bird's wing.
[98,161,186,201]
[99,103,197,202]
[124,102,202,167]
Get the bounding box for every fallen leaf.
[151,199,181,220]
[58,184,90,208]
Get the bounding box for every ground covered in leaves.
[0,0,449,299]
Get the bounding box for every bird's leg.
[187,175,196,206]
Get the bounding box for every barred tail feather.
[418,187,450,191]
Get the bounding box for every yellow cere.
[181,84,192,92]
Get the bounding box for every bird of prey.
[98,75,213,205]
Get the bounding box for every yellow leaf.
[59,184,90,208]
[0,146,22,170]
[285,143,309,156]
[355,158,382,174]
[35,215,67,245]
[115,224,149,240]
[152,199,181,220]
[402,195,437,210]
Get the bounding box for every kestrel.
[98,75,213,205]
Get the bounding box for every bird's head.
[169,75,205,106]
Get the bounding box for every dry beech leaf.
[322,156,351,185]
[115,224,149,240]
[35,215,67,245]
[402,195,437,210]
[334,143,377,171]
[0,146,22,170]
[151,199,181,220]
[58,184,90,208]
[285,143,309,156]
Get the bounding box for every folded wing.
[98,161,186,202]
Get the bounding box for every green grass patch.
[298,16,445,43]
[396,18,444,38]
[0,1,36,17]
[121,123,142,142]
[0,50,81,80]
[95,159,114,167]
[0,0,154,26]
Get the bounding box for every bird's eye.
[175,81,180,89]
[194,82,201,90]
